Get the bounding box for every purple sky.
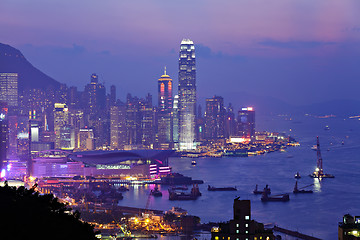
[1,0,360,107]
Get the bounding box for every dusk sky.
[1,0,360,109]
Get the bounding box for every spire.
[164,66,167,75]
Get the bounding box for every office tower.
[110,85,116,107]
[0,102,8,171]
[126,94,141,146]
[140,94,154,148]
[225,103,236,138]
[195,104,205,141]
[83,73,106,118]
[83,74,107,147]
[205,96,225,140]
[157,68,173,148]
[0,73,18,109]
[110,105,127,150]
[178,39,196,150]
[237,107,255,140]
[54,103,74,149]
[68,86,80,109]
[78,128,95,150]
[125,93,154,148]
[172,95,179,146]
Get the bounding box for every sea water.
[119,115,360,239]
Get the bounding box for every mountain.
[0,43,60,91]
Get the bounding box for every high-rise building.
[225,103,236,138]
[157,68,173,148]
[83,73,106,119]
[110,105,127,150]
[178,39,196,150]
[172,94,179,146]
[54,103,74,149]
[205,96,225,140]
[237,107,255,140]
[0,102,9,171]
[0,73,18,110]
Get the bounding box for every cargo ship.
[168,184,201,200]
[261,191,290,202]
[293,181,313,194]
[207,185,237,191]
[253,184,271,195]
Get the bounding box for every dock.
[273,225,322,240]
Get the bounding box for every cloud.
[258,39,337,49]
[195,43,246,61]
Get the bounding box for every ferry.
[150,186,162,197]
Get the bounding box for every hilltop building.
[211,197,274,240]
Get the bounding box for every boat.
[191,160,197,166]
[253,184,271,195]
[294,172,301,179]
[261,191,290,202]
[293,181,313,194]
[324,125,330,130]
[150,186,162,197]
[309,136,335,178]
[168,184,201,200]
[208,185,237,191]
[159,173,204,185]
[311,145,317,151]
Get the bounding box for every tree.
[0,182,98,240]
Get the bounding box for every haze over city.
[1,0,360,107]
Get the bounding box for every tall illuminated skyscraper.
[157,67,173,148]
[178,39,196,150]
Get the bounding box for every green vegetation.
[0,182,97,240]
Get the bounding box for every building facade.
[178,39,196,150]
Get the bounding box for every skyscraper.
[237,107,255,140]
[178,39,196,150]
[0,73,18,109]
[205,96,225,140]
[157,68,173,148]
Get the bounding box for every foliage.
[0,182,97,240]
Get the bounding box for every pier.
[273,225,322,240]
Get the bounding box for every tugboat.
[294,172,301,179]
[150,186,162,197]
[191,160,197,166]
[310,136,335,178]
[253,184,271,195]
[261,191,290,202]
[208,185,237,191]
[293,181,313,194]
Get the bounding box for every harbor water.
[118,115,360,240]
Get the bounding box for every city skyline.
[0,1,359,107]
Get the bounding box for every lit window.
[245,230,248,234]
[236,224,239,227]
[266,237,270,240]
[236,230,239,233]
[245,224,248,227]
[245,216,250,220]
[215,237,219,240]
